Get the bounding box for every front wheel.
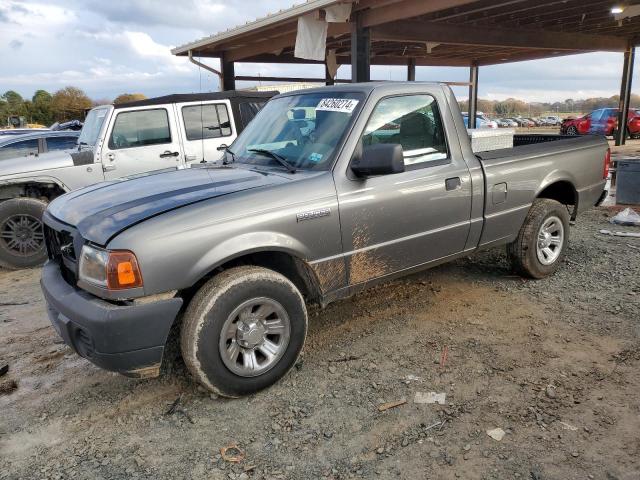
[180,266,308,397]
[0,198,48,270]
[566,125,578,135]
[507,199,570,279]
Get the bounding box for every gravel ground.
[1,206,639,480]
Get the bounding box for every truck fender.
[535,170,578,198]
[188,231,318,288]
[0,175,70,193]
[0,176,69,201]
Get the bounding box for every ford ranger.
[40,82,609,397]
[0,90,274,269]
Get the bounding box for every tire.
[0,198,48,270]
[180,266,308,397]
[567,125,578,135]
[507,199,570,279]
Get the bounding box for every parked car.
[463,113,498,129]
[497,118,518,128]
[0,130,80,161]
[540,115,562,126]
[0,90,276,269]
[40,82,608,396]
[560,108,640,138]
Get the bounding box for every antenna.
[198,54,206,163]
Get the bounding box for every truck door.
[100,106,183,179]
[334,93,472,286]
[176,100,235,165]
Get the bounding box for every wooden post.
[407,58,416,81]
[616,45,635,146]
[351,12,370,83]
[221,53,236,91]
[468,61,479,129]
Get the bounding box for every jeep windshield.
[77,106,109,148]
[229,92,364,171]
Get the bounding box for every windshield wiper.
[248,148,297,174]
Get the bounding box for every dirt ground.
[1,207,639,480]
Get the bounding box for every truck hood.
[47,166,289,245]
[0,149,74,176]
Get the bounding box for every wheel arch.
[535,178,578,220]
[181,247,323,307]
[0,179,67,203]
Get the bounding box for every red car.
[561,108,640,138]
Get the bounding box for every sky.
[1,0,638,103]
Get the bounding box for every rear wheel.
[566,125,578,135]
[180,266,307,397]
[507,199,570,279]
[0,198,48,270]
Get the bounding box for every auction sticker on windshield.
[316,98,359,113]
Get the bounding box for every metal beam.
[468,62,479,129]
[616,46,635,146]
[372,20,629,52]
[407,57,416,81]
[351,11,371,82]
[240,53,471,67]
[235,75,350,83]
[361,0,479,28]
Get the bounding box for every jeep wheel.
[507,199,570,279]
[180,266,307,397]
[0,198,48,270]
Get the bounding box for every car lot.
[1,206,639,480]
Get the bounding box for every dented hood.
[47,166,288,245]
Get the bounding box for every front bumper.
[41,261,183,377]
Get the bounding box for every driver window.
[363,95,448,167]
[109,109,171,150]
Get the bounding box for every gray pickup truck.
[40,82,608,397]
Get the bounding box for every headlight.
[79,245,143,290]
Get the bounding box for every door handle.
[445,177,461,191]
[185,154,197,161]
[160,151,180,158]
[103,164,116,172]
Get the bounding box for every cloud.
[9,39,23,49]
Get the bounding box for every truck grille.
[44,224,78,285]
[44,225,76,261]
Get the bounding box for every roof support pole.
[221,53,236,91]
[468,61,479,129]
[407,58,416,81]
[616,45,635,146]
[351,11,370,83]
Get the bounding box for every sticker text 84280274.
[316,98,359,113]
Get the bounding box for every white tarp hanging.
[294,14,328,61]
[325,3,352,22]
[326,49,338,79]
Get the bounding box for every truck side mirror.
[351,144,405,177]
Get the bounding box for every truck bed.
[474,134,608,249]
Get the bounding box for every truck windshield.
[230,92,364,171]
[77,107,109,147]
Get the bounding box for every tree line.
[0,88,146,127]
[4,85,639,126]
[458,94,640,117]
